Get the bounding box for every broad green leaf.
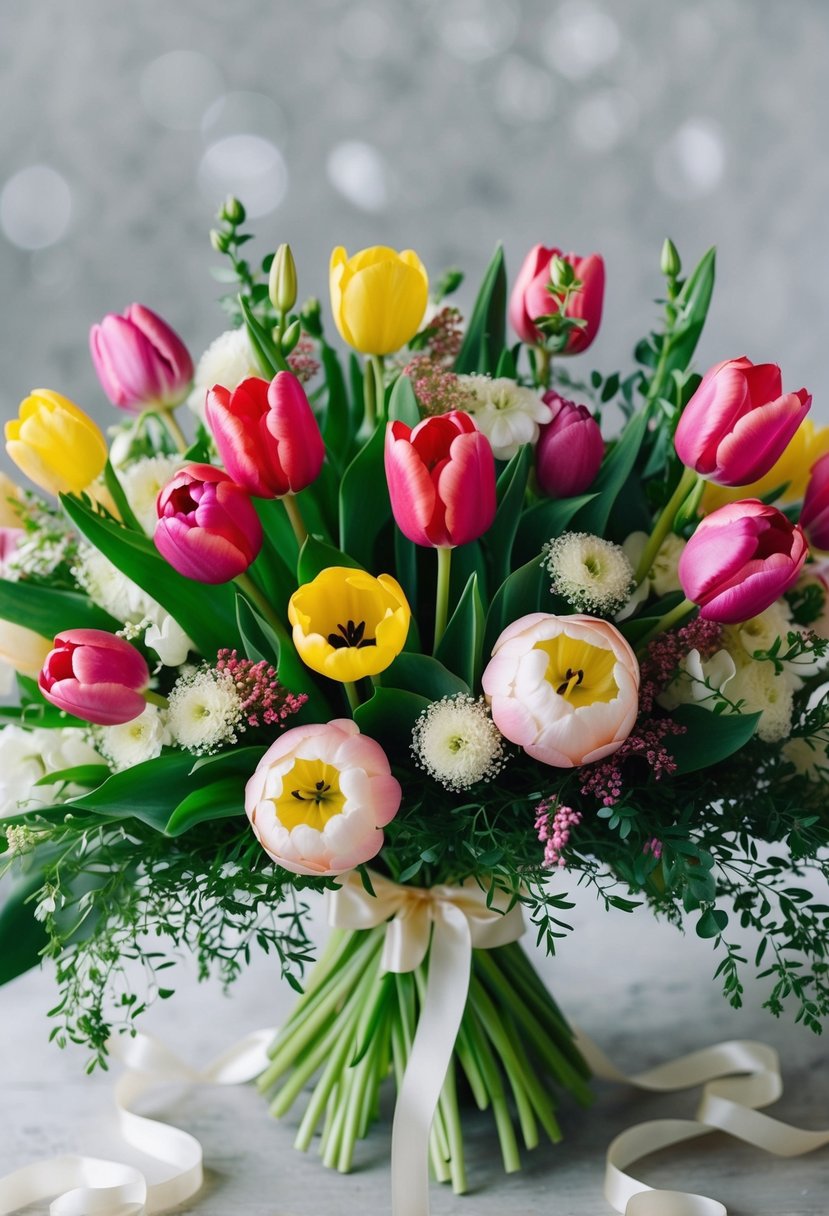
[189,745,266,777]
[68,752,201,831]
[0,578,119,640]
[487,445,532,586]
[484,555,550,658]
[320,343,352,461]
[394,528,418,610]
[239,295,287,375]
[435,572,485,690]
[454,245,507,375]
[166,776,247,837]
[0,869,47,985]
[235,593,332,722]
[495,346,518,379]
[339,425,390,570]
[665,247,716,375]
[380,652,469,700]
[103,461,143,532]
[353,686,431,754]
[515,494,597,564]
[33,764,111,788]
[572,409,648,535]
[696,907,729,939]
[388,375,421,426]
[669,704,761,774]
[297,535,363,585]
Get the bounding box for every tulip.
[154,463,263,584]
[385,412,496,549]
[288,567,411,683]
[245,717,402,877]
[0,620,52,678]
[329,245,429,355]
[800,452,829,551]
[89,303,194,413]
[5,390,108,497]
[536,392,604,498]
[39,628,149,725]
[205,373,325,500]
[674,357,811,487]
[701,418,829,515]
[678,500,808,624]
[482,613,639,768]
[509,245,604,353]
[269,243,298,314]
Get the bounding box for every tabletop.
[1,885,826,1216]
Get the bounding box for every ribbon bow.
[329,871,525,1216]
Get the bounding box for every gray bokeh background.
[2,0,828,433]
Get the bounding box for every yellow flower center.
[535,635,619,707]
[274,758,345,831]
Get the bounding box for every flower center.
[534,635,619,707]
[275,758,345,831]
[327,619,377,649]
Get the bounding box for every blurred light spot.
[198,136,288,217]
[435,0,518,63]
[327,141,390,212]
[494,55,555,123]
[201,91,286,143]
[0,165,72,250]
[572,89,638,152]
[340,3,396,59]
[30,246,76,298]
[543,1,620,80]
[140,50,224,131]
[654,120,725,199]
[673,10,715,55]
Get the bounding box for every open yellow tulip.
[5,389,108,497]
[288,566,411,682]
[329,245,429,355]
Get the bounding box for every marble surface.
[1,886,826,1215]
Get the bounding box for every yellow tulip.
[5,389,108,498]
[701,418,829,514]
[329,245,429,355]
[288,566,411,682]
[0,619,52,677]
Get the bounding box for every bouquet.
[3,199,829,1198]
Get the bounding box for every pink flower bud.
[154,463,263,583]
[678,500,808,624]
[674,356,811,487]
[509,245,604,353]
[384,411,496,549]
[536,392,604,498]
[90,303,194,413]
[205,372,325,499]
[800,452,829,551]
[39,628,149,725]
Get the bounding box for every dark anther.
[327,619,377,649]
[556,667,585,696]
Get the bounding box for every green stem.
[160,407,188,454]
[644,332,674,414]
[370,354,386,421]
[343,681,361,715]
[433,546,453,654]
[283,493,308,546]
[633,466,699,585]
[534,345,552,391]
[637,597,697,651]
[234,571,282,633]
[362,358,377,431]
[142,689,168,709]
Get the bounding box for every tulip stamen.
[327,619,377,650]
[556,668,585,698]
[291,779,333,805]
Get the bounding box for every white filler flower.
[97,703,169,772]
[167,667,243,755]
[460,375,551,460]
[118,455,182,535]
[543,532,634,615]
[412,694,506,791]
[187,327,261,422]
[0,725,102,816]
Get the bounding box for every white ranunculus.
[460,375,551,460]
[187,327,261,422]
[0,726,103,816]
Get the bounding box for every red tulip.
[801,452,829,551]
[536,392,604,498]
[205,372,325,499]
[384,412,496,548]
[90,303,193,413]
[509,245,604,353]
[674,357,811,487]
[678,500,808,624]
[154,463,263,583]
[39,628,149,725]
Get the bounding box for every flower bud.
[660,238,681,278]
[6,390,107,497]
[510,245,604,354]
[210,228,233,254]
[536,393,604,498]
[330,245,428,355]
[154,463,263,583]
[269,243,298,314]
[219,195,246,225]
[39,628,150,725]
[90,304,194,414]
[548,255,577,293]
[280,318,302,354]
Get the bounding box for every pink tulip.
[245,718,402,876]
[536,392,604,497]
[509,245,604,353]
[482,613,639,768]
[674,357,811,487]
[205,372,325,499]
[678,500,808,624]
[384,411,496,548]
[800,452,829,551]
[154,463,263,583]
[90,303,194,413]
[39,628,149,725]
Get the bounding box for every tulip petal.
[713,392,811,486]
[44,678,147,726]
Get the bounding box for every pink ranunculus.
[678,499,808,624]
[482,613,639,769]
[205,372,325,500]
[154,463,263,584]
[39,628,149,725]
[90,303,194,413]
[384,411,496,549]
[800,452,829,551]
[245,717,402,877]
[509,245,605,353]
[536,392,604,498]
[674,356,811,487]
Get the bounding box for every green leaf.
[33,764,111,788]
[68,752,201,831]
[669,704,761,774]
[0,578,119,640]
[189,745,266,777]
[454,244,507,375]
[339,425,390,570]
[572,409,648,535]
[165,776,246,836]
[297,535,363,584]
[380,652,468,699]
[696,907,728,939]
[235,593,332,722]
[239,294,287,376]
[388,374,421,426]
[103,461,143,532]
[487,445,532,587]
[515,494,598,563]
[435,572,485,690]
[484,555,549,658]
[60,494,240,657]
[353,686,431,753]
[666,247,716,375]
[495,346,517,379]
[320,343,352,463]
[0,868,47,985]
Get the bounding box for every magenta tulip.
[509,245,604,353]
[384,412,496,548]
[801,452,829,551]
[39,628,149,725]
[674,357,811,487]
[154,463,263,583]
[536,392,604,498]
[205,372,325,499]
[678,500,808,624]
[90,303,194,413]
